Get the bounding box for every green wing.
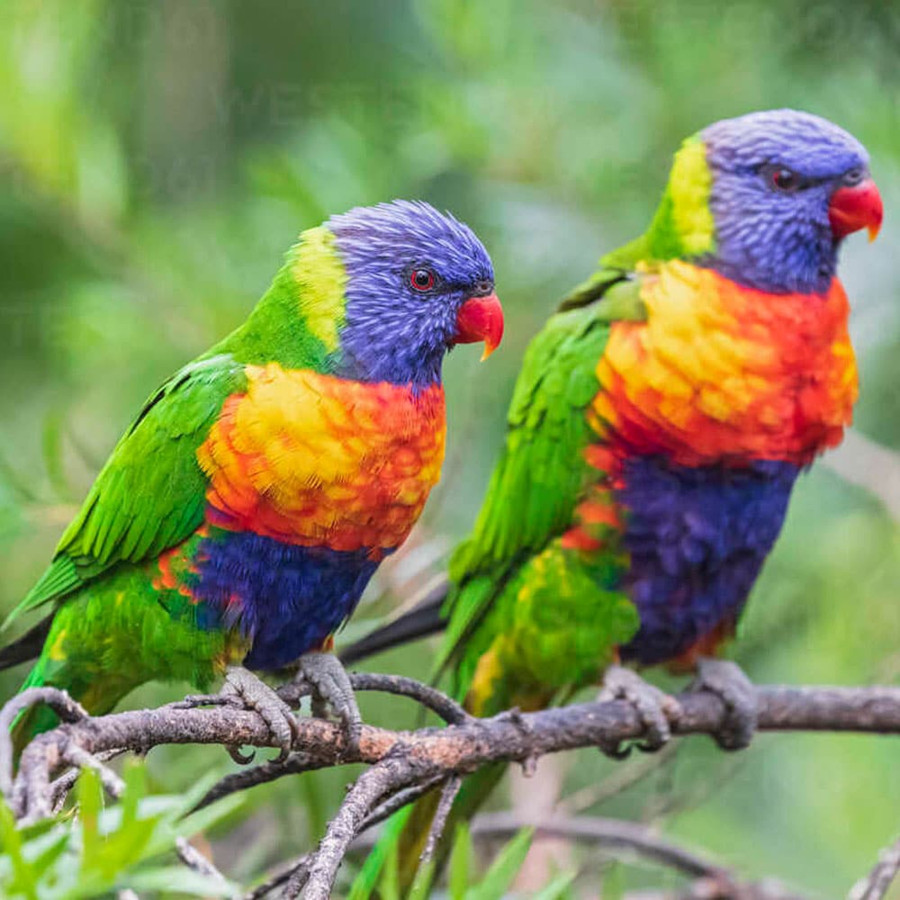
[440,277,645,674]
[5,354,247,625]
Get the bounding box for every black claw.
[634,738,668,755]
[227,744,256,765]
[598,739,634,761]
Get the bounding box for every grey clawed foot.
[222,667,298,764]
[597,664,682,758]
[690,658,758,751]
[294,652,362,753]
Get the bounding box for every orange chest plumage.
[197,364,446,554]
[591,261,858,466]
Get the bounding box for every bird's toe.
[294,652,362,752]
[222,666,297,763]
[690,658,757,751]
[597,664,681,757]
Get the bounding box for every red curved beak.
[829,179,883,242]
[455,293,504,360]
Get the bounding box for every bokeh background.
[2,0,900,895]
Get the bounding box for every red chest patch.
[591,261,858,466]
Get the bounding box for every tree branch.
[6,679,900,897]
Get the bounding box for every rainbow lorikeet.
[0,200,504,752]
[345,110,883,895]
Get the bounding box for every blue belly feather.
[617,457,800,666]
[189,530,383,670]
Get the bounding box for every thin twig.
[277,671,470,726]
[192,752,329,812]
[63,743,126,799]
[283,862,311,900]
[421,775,462,864]
[0,686,87,796]
[469,811,727,880]
[358,773,448,835]
[300,755,422,900]
[175,836,231,888]
[849,834,900,900]
[242,856,311,900]
[50,749,125,813]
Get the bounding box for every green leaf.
[378,840,400,900]
[0,762,251,899]
[77,768,103,874]
[120,758,145,830]
[408,858,435,900]
[448,823,472,900]
[468,827,534,900]
[299,768,328,840]
[0,798,39,900]
[601,861,625,900]
[532,870,578,900]
[25,832,69,887]
[117,865,239,896]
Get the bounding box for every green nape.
[212,225,348,372]
[561,133,716,312]
[642,133,716,262]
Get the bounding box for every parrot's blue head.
[700,109,882,294]
[327,200,502,386]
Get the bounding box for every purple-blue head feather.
[701,109,872,294]
[327,200,495,386]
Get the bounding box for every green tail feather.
[10,657,128,761]
[2,558,79,631]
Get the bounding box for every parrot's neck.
[212,261,447,389]
[213,264,336,373]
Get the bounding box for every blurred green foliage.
[363,825,569,900]
[1,0,900,895]
[0,762,241,898]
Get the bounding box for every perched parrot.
[0,200,504,752]
[345,110,883,895]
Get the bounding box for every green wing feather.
[439,277,645,678]
[5,354,247,625]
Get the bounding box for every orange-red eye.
[766,166,801,192]
[410,268,435,291]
